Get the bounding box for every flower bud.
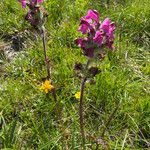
[88,67,101,77]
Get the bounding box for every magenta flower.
[78,19,95,34]
[75,9,116,58]
[85,9,100,24]
[100,18,116,49]
[19,0,47,29]
[19,0,43,8]
[100,18,116,38]
[19,0,26,8]
[100,18,111,34]
[78,9,99,35]
[93,30,103,46]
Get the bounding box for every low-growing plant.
[18,0,57,102]
[74,9,118,148]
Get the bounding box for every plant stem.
[41,28,57,104]
[41,28,51,79]
[79,59,90,149]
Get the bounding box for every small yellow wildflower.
[75,92,81,99]
[40,80,54,93]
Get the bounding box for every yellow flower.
[75,92,81,99]
[40,80,54,93]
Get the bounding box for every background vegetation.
[0,0,150,149]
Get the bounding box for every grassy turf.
[0,0,150,149]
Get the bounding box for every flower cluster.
[75,9,116,58]
[19,0,48,29]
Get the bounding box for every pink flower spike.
[85,9,100,23]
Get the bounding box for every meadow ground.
[0,0,150,149]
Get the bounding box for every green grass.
[0,0,150,149]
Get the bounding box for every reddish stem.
[41,28,58,105]
[79,59,90,149]
[42,28,51,79]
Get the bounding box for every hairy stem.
[41,28,51,79]
[41,28,57,104]
[79,59,90,149]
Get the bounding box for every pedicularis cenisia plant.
[75,9,116,148]
[18,0,57,101]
